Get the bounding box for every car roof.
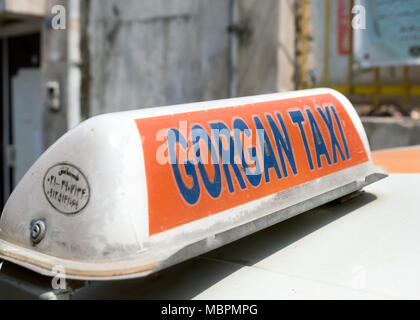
[71,168,420,299]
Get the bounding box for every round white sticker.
[43,164,90,214]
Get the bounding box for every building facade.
[0,0,296,205]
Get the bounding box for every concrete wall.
[42,0,73,148]
[277,0,296,92]
[236,0,279,96]
[81,0,291,116]
[362,117,420,151]
[83,0,231,116]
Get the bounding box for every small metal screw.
[30,220,46,244]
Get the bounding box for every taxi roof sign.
[0,88,387,280]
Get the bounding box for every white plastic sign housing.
[0,89,387,280]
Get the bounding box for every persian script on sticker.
[43,164,90,214]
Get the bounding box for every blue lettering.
[168,129,200,205]
[253,116,281,183]
[191,125,222,198]
[266,113,297,177]
[331,106,350,160]
[288,110,314,170]
[210,122,249,192]
[233,119,262,187]
[306,109,332,168]
[317,106,346,163]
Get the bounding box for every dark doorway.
[1,33,41,209]
[1,38,4,207]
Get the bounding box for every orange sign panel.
[372,147,420,173]
[135,93,369,235]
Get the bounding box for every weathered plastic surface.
[0,88,386,280]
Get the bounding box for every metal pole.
[229,0,239,98]
[373,68,380,108]
[348,0,354,96]
[2,39,11,205]
[299,0,307,89]
[322,0,330,86]
[402,66,409,113]
[67,0,82,129]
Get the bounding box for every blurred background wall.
[0,0,295,204]
[80,0,294,114]
[1,0,420,206]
